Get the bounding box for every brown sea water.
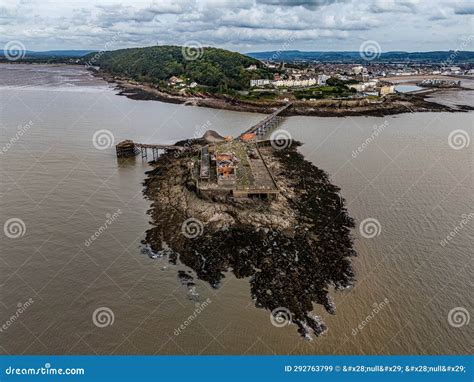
[0,64,472,354]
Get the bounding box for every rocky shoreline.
[98,71,474,117]
[141,141,356,338]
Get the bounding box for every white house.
[250,79,271,87]
[317,74,330,85]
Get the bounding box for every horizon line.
[2,47,474,54]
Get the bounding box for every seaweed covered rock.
[142,142,356,338]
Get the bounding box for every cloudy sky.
[1,0,473,52]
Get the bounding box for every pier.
[116,140,186,160]
[115,103,294,199]
[239,102,293,140]
[116,102,292,160]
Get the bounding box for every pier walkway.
[239,102,292,140]
[115,140,185,159]
[116,102,293,159]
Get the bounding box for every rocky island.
[133,130,356,338]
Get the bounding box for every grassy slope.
[83,45,274,91]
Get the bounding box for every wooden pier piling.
[115,140,139,157]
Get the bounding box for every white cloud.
[453,4,474,15]
[0,0,471,52]
[370,0,418,14]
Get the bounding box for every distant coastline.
[96,70,474,117]
[1,60,472,117]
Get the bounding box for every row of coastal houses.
[168,76,198,88]
[250,74,330,88]
[348,79,395,96]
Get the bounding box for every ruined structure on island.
[417,79,461,88]
[133,100,357,338]
[196,140,279,199]
[116,102,292,199]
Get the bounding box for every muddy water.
[0,64,472,355]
